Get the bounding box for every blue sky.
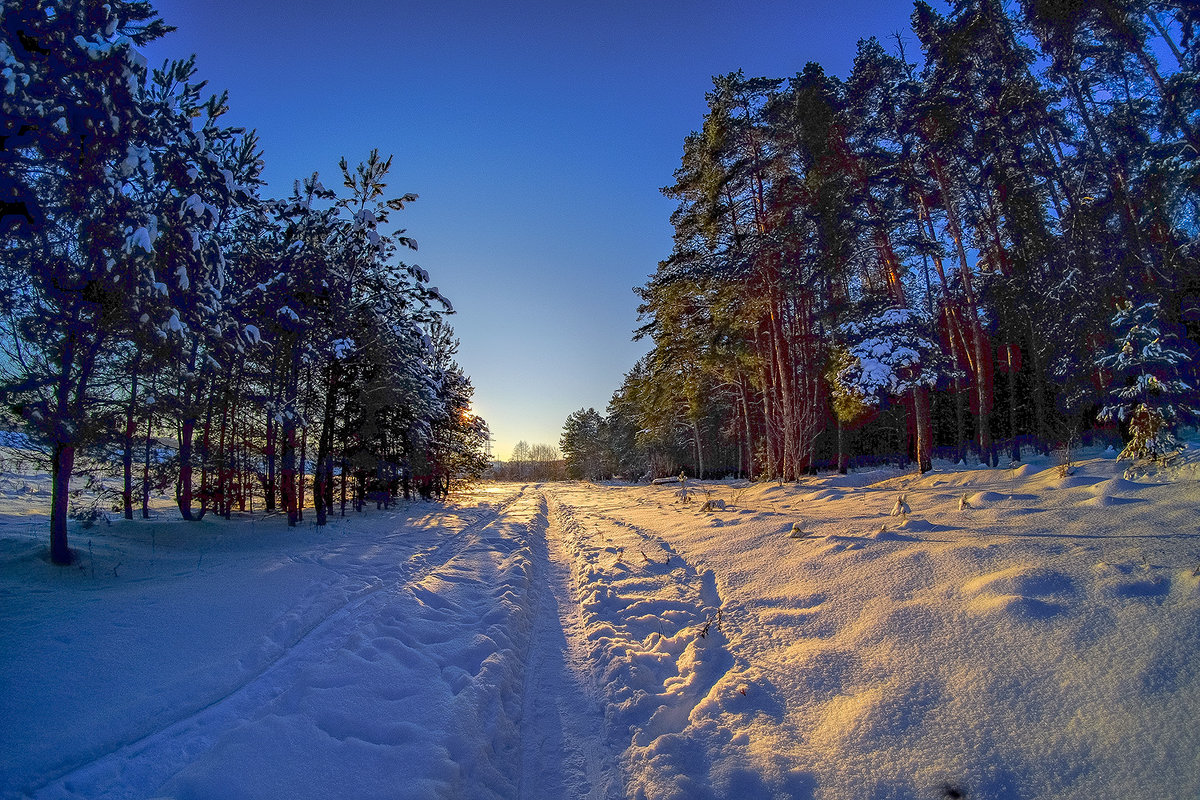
[143,0,918,461]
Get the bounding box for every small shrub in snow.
[890,493,910,517]
[69,500,108,529]
[1053,429,1080,477]
[676,472,691,504]
[789,521,807,538]
[727,486,748,509]
[696,609,723,639]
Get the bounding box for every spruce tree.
[1097,299,1199,461]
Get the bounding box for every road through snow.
[7,450,1200,800]
[4,485,617,800]
[519,496,623,800]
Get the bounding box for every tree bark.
[297,421,308,521]
[315,360,338,527]
[195,385,214,521]
[928,153,996,465]
[264,411,277,512]
[177,416,196,520]
[50,442,75,565]
[1007,345,1021,462]
[122,358,140,520]
[142,405,154,519]
[912,385,933,473]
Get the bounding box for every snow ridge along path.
[519,494,623,800]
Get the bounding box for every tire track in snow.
[519,494,623,800]
[30,487,533,800]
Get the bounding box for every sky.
[142,0,920,462]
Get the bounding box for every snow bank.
[4,445,1199,799]
[548,447,1200,798]
[0,486,542,800]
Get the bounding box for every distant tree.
[826,346,875,474]
[837,306,945,472]
[422,319,490,495]
[528,443,563,481]
[604,365,652,479]
[529,442,559,462]
[561,408,606,480]
[509,440,530,481]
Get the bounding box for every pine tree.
[836,306,946,472]
[1096,299,1199,461]
[561,408,606,480]
[0,0,169,563]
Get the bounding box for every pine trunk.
[50,441,75,565]
[1007,347,1021,463]
[142,407,154,519]
[264,412,276,511]
[315,361,338,526]
[297,423,308,521]
[196,388,214,521]
[929,154,995,465]
[739,380,755,481]
[837,415,847,475]
[122,360,140,520]
[178,416,196,520]
[282,417,297,526]
[912,385,933,473]
[215,390,230,518]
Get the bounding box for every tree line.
[0,0,490,564]
[491,441,565,482]
[564,0,1198,482]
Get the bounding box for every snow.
[118,145,152,179]
[73,35,117,60]
[179,194,218,227]
[122,226,153,255]
[2,444,1200,798]
[1,484,545,800]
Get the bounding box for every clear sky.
[142,0,918,462]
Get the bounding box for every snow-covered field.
[3,445,1199,799]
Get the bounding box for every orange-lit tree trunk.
[927,152,996,466]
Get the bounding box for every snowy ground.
[2,444,1199,799]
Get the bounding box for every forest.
[561,0,1199,483]
[0,1,492,565]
